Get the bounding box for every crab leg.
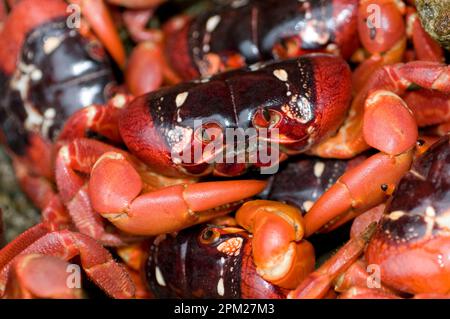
[0,209,3,247]
[304,91,416,236]
[333,258,398,296]
[69,0,126,68]
[235,200,315,290]
[55,139,145,245]
[88,152,267,235]
[311,62,450,158]
[4,254,83,299]
[57,95,132,144]
[338,287,400,299]
[56,139,266,237]
[0,228,135,298]
[406,9,445,63]
[106,0,165,9]
[403,89,450,127]
[288,223,377,299]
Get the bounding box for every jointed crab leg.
[0,225,135,298]
[69,0,126,68]
[304,90,417,236]
[303,61,450,236]
[56,138,267,237]
[311,61,450,158]
[89,152,267,235]
[288,223,377,299]
[4,254,84,299]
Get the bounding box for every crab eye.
[253,108,281,129]
[199,228,221,245]
[194,122,223,144]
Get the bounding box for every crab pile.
[0,0,448,299]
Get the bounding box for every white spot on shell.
[273,69,288,82]
[389,210,405,221]
[217,278,225,296]
[176,92,189,107]
[231,0,249,8]
[426,206,436,218]
[314,162,325,178]
[31,69,42,81]
[206,15,221,33]
[43,36,63,54]
[303,200,314,212]
[155,266,166,286]
[111,94,127,108]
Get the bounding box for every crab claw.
[304,150,413,237]
[311,61,450,158]
[304,87,419,236]
[89,152,267,235]
[235,200,315,289]
[363,90,418,155]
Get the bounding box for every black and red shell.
[165,0,359,80]
[119,54,352,177]
[145,225,287,298]
[366,134,450,295]
[0,0,116,155]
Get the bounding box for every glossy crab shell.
[119,54,352,177]
[164,0,359,79]
[0,0,116,154]
[145,225,287,298]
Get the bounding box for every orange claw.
[235,200,315,289]
[88,152,267,236]
[304,150,413,237]
[351,38,406,94]
[363,90,418,155]
[310,61,450,159]
[288,222,377,299]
